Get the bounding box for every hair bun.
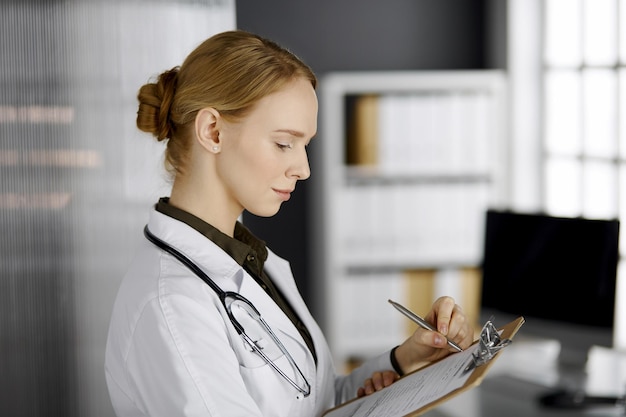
[136,67,179,141]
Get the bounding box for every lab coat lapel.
[237,267,302,345]
[263,251,311,325]
[261,251,316,349]
[263,251,322,386]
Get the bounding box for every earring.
[212,146,219,152]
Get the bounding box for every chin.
[249,205,282,218]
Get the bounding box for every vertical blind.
[0,1,235,415]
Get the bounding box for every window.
[544,0,620,220]
[542,0,626,348]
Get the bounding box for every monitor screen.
[481,210,620,330]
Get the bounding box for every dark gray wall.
[237,1,487,72]
[237,0,504,310]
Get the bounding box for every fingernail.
[434,335,444,346]
[439,324,448,335]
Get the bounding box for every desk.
[419,315,626,417]
[422,373,624,417]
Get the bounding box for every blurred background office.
[1,0,625,416]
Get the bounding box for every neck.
[169,178,240,238]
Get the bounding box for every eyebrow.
[274,128,306,138]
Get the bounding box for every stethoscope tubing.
[142,225,311,397]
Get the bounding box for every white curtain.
[0,2,235,416]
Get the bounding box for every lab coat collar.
[147,209,241,284]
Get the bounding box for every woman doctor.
[104,30,474,417]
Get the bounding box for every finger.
[432,296,456,336]
[382,371,400,387]
[371,373,384,391]
[448,305,474,348]
[411,318,449,349]
[363,378,375,395]
[412,325,447,350]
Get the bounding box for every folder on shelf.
[347,94,379,166]
[322,316,525,417]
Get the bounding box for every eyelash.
[276,143,292,150]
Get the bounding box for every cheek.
[243,147,281,178]
[229,150,280,194]
[219,138,284,193]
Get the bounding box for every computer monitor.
[480,209,620,366]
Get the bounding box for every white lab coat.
[105,208,395,417]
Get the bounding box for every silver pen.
[388,299,463,352]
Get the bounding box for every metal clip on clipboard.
[464,318,513,374]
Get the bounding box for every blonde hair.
[136,30,317,177]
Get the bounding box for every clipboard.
[322,316,525,417]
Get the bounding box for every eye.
[276,142,292,150]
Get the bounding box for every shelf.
[344,259,482,275]
[344,166,493,185]
[312,70,509,369]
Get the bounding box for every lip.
[273,188,293,202]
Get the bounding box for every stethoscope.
[143,225,311,399]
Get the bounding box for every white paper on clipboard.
[323,316,525,417]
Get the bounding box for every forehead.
[245,78,318,136]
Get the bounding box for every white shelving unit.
[311,71,510,370]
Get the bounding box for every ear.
[195,107,221,153]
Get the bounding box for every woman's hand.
[393,296,474,375]
[356,370,400,397]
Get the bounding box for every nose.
[288,147,311,180]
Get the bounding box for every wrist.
[390,345,405,376]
